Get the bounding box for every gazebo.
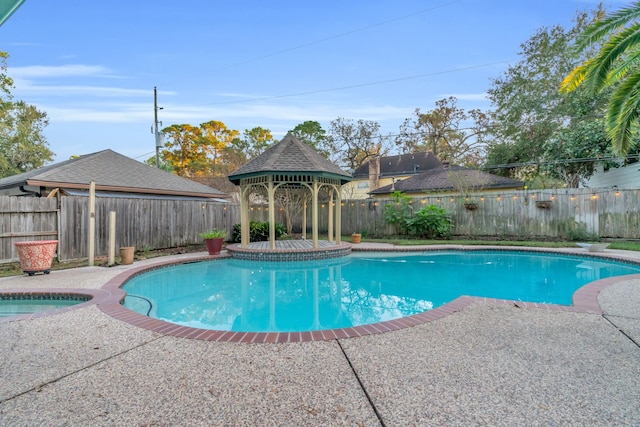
[228,134,352,251]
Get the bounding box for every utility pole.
[153,86,163,168]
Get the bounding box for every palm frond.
[560,62,590,93]
[582,23,640,91]
[575,1,640,51]
[605,49,640,88]
[606,71,640,155]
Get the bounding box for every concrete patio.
[0,245,639,426]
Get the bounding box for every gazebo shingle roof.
[228,134,351,185]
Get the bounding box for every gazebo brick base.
[226,242,351,261]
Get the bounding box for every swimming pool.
[121,250,640,333]
[0,293,91,318]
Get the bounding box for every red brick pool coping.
[3,249,640,342]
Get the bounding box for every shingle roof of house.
[352,152,442,178]
[369,165,524,195]
[0,149,229,199]
[228,134,352,185]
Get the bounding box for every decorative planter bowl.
[575,242,610,252]
[14,240,59,276]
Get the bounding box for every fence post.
[88,181,95,266]
[108,211,116,266]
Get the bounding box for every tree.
[160,120,240,177]
[0,51,53,178]
[486,8,613,187]
[289,121,331,158]
[221,127,274,174]
[274,186,307,235]
[561,2,640,156]
[242,126,273,159]
[396,97,489,166]
[200,120,239,175]
[328,118,391,170]
[160,124,205,177]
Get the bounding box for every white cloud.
[11,64,113,78]
[13,82,154,97]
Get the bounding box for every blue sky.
[0,0,626,164]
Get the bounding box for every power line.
[208,0,464,74]
[200,61,508,106]
[480,153,640,170]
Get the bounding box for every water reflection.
[123,257,434,332]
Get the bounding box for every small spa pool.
[121,250,640,333]
[0,294,91,318]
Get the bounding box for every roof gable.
[370,165,524,194]
[0,149,228,198]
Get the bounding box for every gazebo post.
[240,184,251,247]
[335,186,342,244]
[328,191,334,243]
[302,198,307,240]
[268,177,276,250]
[312,178,319,249]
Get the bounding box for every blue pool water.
[0,295,88,317]
[122,251,640,332]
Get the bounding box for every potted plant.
[351,232,362,244]
[200,229,227,255]
[14,240,59,275]
[119,246,135,265]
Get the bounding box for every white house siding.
[584,163,640,189]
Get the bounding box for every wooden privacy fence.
[0,195,237,263]
[0,197,58,263]
[260,188,640,240]
[1,188,638,264]
[59,197,238,261]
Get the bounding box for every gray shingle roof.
[352,152,442,178]
[228,134,352,185]
[0,149,228,198]
[369,165,524,194]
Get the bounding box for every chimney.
[369,157,380,191]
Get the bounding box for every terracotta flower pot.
[120,247,135,265]
[351,233,362,244]
[204,237,224,255]
[14,240,59,276]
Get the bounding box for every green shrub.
[231,221,286,242]
[383,191,413,235]
[563,221,600,242]
[406,205,453,239]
